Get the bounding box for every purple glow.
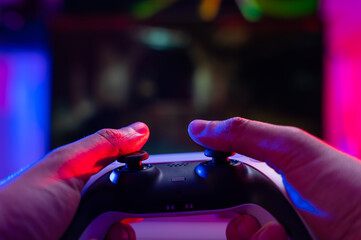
[3,11,25,31]
[0,60,9,113]
[0,49,50,180]
[1,0,23,4]
[323,0,361,157]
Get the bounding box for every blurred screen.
[50,1,322,154]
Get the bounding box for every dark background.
[0,0,322,154]
[51,0,322,154]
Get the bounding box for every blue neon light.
[0,48,50,180]
[282,176,326,217]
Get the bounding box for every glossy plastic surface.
[61,152,315,240]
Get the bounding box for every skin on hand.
[0,122,149,240]
[226,214,287,240]
[106,222,136,240]
[188,117,361,240]
[226,215,260,240]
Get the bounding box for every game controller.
[61,150,316,240]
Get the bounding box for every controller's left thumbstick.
[117,151,149,171]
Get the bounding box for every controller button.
[171,177,186,182]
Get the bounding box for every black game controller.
[61,150,315,240]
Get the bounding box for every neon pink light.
[323,0,361,157]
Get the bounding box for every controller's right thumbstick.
[204,149,236,164]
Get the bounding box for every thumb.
[56,122,149,180]
[188,117,332,218]
[50,122,150,189]
[1,122,150,191]
[0,122,149,240]
[189,117,361,239]
[188,117,328,175]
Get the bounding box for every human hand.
[0,122,149,240]
[188,117,361,240]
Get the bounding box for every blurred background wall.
[0,0,357,180]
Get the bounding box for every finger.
[106,222,136,240]
[44,122,149,187]
[188,117,341,218]
[0,122,148,240]
[226,214,260,240]
[188,117,329,175]
[250,222,287,240]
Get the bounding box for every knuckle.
[282,126,305,139]
[280,125,311,148]
[96,128,123,150]
[47,146,67,160]
[225,117,249,135]
[228,117,244,127]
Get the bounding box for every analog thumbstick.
[117,151,149,171]
[204,149,236,165]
